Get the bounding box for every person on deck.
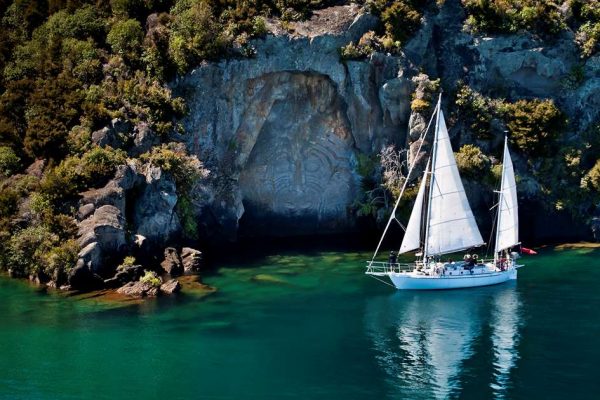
[388,251,397,264]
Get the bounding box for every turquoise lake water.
[0,246,599,399]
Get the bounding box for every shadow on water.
[364,283,523,400]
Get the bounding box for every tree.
[107,18,144,63]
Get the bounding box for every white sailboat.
[366,95,523,290]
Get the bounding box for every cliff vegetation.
[0,0,598,291]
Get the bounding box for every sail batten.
[495,137,519,254]
[424,108,485,257]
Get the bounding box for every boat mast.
[494,137,508,264]
[423,93,442,262]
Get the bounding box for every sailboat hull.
[388,268,517,290]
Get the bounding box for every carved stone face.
[237,72,358,236]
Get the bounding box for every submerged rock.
[117,281,159,297]
[251,274,290,285]
[160,279,181,295]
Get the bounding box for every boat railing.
[365,261,414,275]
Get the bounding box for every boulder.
[111,118,132,136]
[181,247,202,272]
[160,247,183,276]
[92,127,122,148]
[68,261,104,291]
[160,279,181,295]
[130,122,159,156]
[104,264,144,288]
[77,242,103,273]
[78,206,127,260]
[117,281,159,297]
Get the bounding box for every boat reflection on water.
[364,284,522,399]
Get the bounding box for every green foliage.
[503,99,566,155]
[107,19,144,63]
[455,85,494,139]
[381,0,425,45]
[168,0,229,73]
[118,255,137,270]
[410,74,440,115]
[573,0,600,57]
[0,187,19,219]
[455,144,489,178]
[44,238,79,277]
[0,146,20,176]
[23,74,84,160]
[581,159,600,192]
[140,270,162,287]
[40,146,127,203]
[7,225,59,275]
[340,42,369,60]
[339,31,400,61]
[177,194,198,239]
[140,143,207,190]
[252,16,267,37]
[462,0,566,36]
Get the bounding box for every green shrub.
[462,0,566,36]
[107,19,144,62]
[455,144,489,178]
[0,146,21,176]
[381,0,424,45]
[45,239,79,278]
[581,159,600,192]
[576,21,600,58]
[118,255,137,270]
[79,146,127,184]
[23,73,83,160]
[572,0,600,57]
[252,16,268,37]
[455,85,494,139]
[140,144,208,190]
[169,0,229,73]
[140,270,162,287]
[40,147,127,203]
[7,226,59,275]
[503,99,566,155]
[0,188,19,219]
[177,194,198,239]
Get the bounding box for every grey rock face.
[133,166,181,243]
[75,162,182,274]
[130,122,159,156]
[178,7,409,239]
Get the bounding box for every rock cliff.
[174,2,598,242]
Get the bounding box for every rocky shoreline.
[8,245,207,300]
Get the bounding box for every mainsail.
[495,137,519,253]
[424,104,484,257]
[399,160,429,254]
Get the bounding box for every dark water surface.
[0,246,599,399]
